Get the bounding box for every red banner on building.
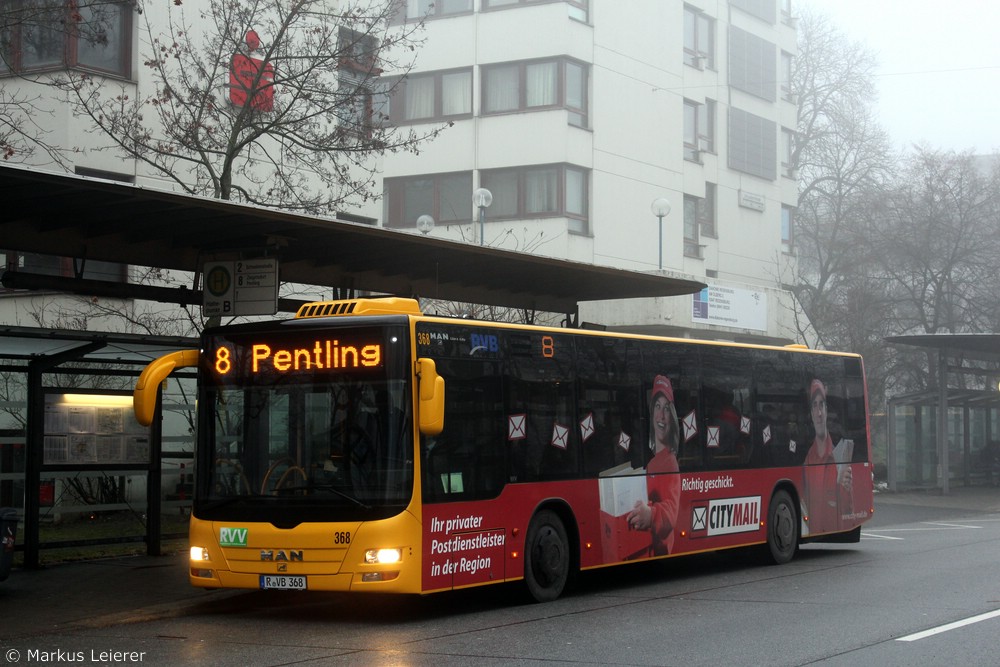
[229,31,274,111]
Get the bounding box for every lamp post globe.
[473,188,493,246]
[416,214,435,235]
[651,197,671,271]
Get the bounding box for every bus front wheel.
[524,510,570,602]
[764,489,799,565]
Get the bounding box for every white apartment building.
[1,0,803,344]
[379,0,802,343]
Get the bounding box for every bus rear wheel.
[524,510,570,602]
[764,489,798,565]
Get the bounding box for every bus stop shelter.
[885,334,1000,492]
[0,326,199,569]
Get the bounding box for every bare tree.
[56,0,441,214]
[783,8,903,441]
[419,226,563,326]
[872,148,1000,390]
[790,8,894,349]
[0,85,67,164]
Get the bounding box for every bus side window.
[842,361,869,463]
[421,358,504,503]
[755,350,807,466]
[642,341,702,472]
[506,332,578,482]
[702,347,754,469]
[577,337,643,476]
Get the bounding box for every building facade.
[2,0,803,344]
[379,0,802,343]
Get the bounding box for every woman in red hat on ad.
[803,378,854,535]
[627,375,681,555]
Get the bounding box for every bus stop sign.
[203,259,279,316]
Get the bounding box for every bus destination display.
[210,335,383,379]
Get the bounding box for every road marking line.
[861,532,904,540]
[922,522,981,529]
[864,524,979,533]
[896,609,1000,642]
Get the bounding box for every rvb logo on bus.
[470,333,499,354]
[220,527,249,547]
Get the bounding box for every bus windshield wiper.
[274,483,372,510]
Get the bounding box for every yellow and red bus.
[134,297,873,602]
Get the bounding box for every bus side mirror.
[416,357,445,436]
[134,349,200,426]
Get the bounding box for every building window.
[480,164,589,233]
[340,71,376,137]
[781,51,794,102]
[338,28,381,136]
[781,0,796,26]
[385,69,472,124]
[729,25,777,102]
[383,172,473,228]
[729,0,777,25]
[482,57,589,127]
[700,183,717,238]
[391,0,473,24]
[728,107,777,181]
[564,60,587,126]
[684,99,715,161]
[483,0,589,22]
[683,195,702,258]
[683,5,715,70]
[338,27,379,73]
[781,205,794,251]
[781,127,796,178]
[1,0,132,77]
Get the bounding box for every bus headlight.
[190,546,210,561]
[365,548,402,564]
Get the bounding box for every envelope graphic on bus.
[508,414,526,440]
[551,423,569,449]
[580,413,595,442]
[707,426,720,448]
[617,431,631,452]
[741,416,751,435]
[682,410,698,442]
[692,505,708,531]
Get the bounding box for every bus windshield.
[197,323,413,522]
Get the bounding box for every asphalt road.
[2,502,999,666]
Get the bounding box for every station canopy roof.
[0,325,199,367]
[885,333,1000,407]
[885,333,1000,364]
[1,165,706,316]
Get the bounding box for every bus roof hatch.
[295,297,422,319]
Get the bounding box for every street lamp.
[473,187,492,246]
[416,214,435,235]
[650,197,671,271]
